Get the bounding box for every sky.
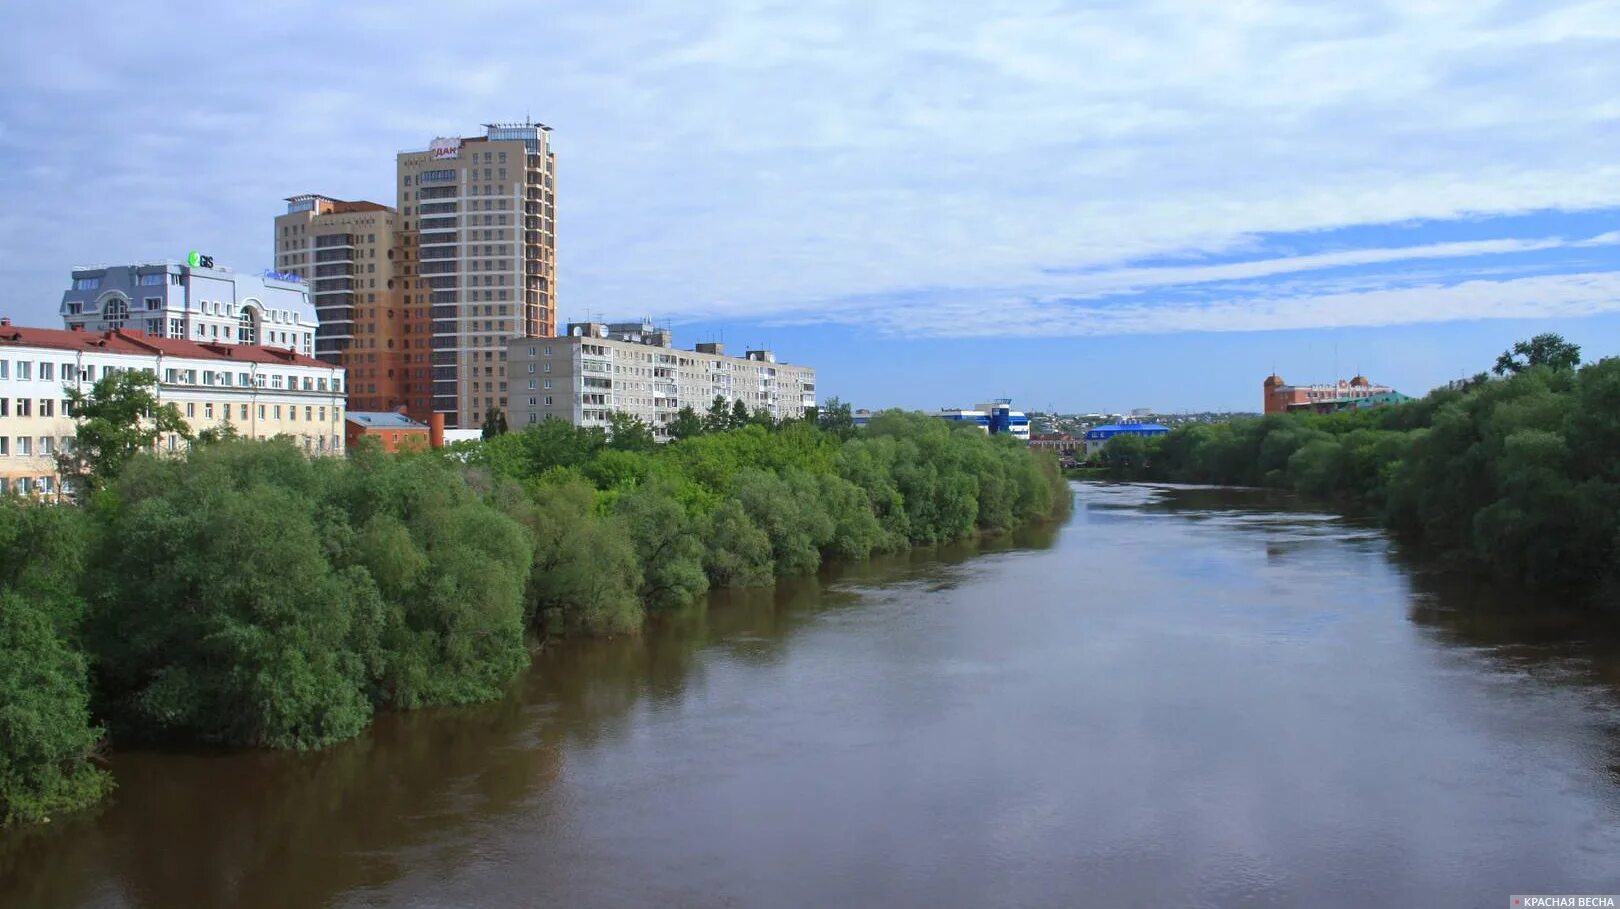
[2,0,1617,413]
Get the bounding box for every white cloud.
[770,270,1620,338]
[0,0,1617,336]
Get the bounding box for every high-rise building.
[396,122,557,428]
[273,196,410,414]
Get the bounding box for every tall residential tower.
[273,121,556,425]
[396,122,557,428]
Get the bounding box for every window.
[240,404,249,420]
[73,277,100,290]
[16,399,30,418]
[420,169,456,183]
[15,477,30,495]
[103,297,130,329]
[140,273,165,286]
[0,437,7,455]
[186,402,195,418]
[39,437,53,455]
[39,363,53,381]
[16,362,30,381]
[145,297,162,310]
[543,363,551,373]
[40,400,53,418]
[204,402,214,419]
[0,361,6,379]
[17,437,30,456]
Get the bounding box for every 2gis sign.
[186,251,215,268]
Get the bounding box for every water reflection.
[6,488,1620,907]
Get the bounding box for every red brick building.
[344,411,441,452]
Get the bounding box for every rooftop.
[0,322,333,369]
[345,412,428,429]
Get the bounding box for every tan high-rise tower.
[273,196,413,415]
[396,122,557,429]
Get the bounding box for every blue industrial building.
[938,400,1030,441]
[1083,422,1169,457]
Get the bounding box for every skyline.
[3,0,1617,412]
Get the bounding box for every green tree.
[0,592,111,825]
[703,396,733,434]
[0,500,110,825]
[615,482,709,610]
[480,404,509,439]
[817,397,856,438]
[1494,332,1581,376]
[669,405,705,441]
[730,398,752,430]
[59,370,190,496]
[606,411,657,452]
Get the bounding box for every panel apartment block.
[505,322,816,437]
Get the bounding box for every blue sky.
[2,0,1617,412]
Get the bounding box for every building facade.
[344,411,430,452]
[1083,422,1170,457]
[61,261,316,356]
[937,400,1032,441]
[275,121,558,429]
[505,322,815,437]
[0,323,347,497]
[273,196,411,415]
[1263,374,1401,414]
[396,123,558,429]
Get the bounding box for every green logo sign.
[186,251,214,268]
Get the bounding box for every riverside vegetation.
[1093,334,1620,595]
[0,385,1067,826]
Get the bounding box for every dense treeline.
[1096,335,1619,594]
[0,400,1066,824]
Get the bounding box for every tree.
[0,591,111,825]
[59,370,190,496]
[730,398,752,430]
[669,406,705,441]
[606,411,657,453]
[703,396,732,434]
[817,397,855,438]
[480,404,509,440]
[1494,333,1581,376]
[0,500,109,825]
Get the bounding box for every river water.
[4,483,1620,907]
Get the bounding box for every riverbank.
[0,411,1068,827]
[1093,347,1620,597]
[8,482,1618,907]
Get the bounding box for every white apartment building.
[506,321,816,437]
[0,322,347,498]
[61,260,317,356]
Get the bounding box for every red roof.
[0,323,333,369]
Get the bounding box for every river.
[4,482,1620,907]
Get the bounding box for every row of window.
[1,475,59,495]
[0,435,72,456]
[176,401,336,423]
